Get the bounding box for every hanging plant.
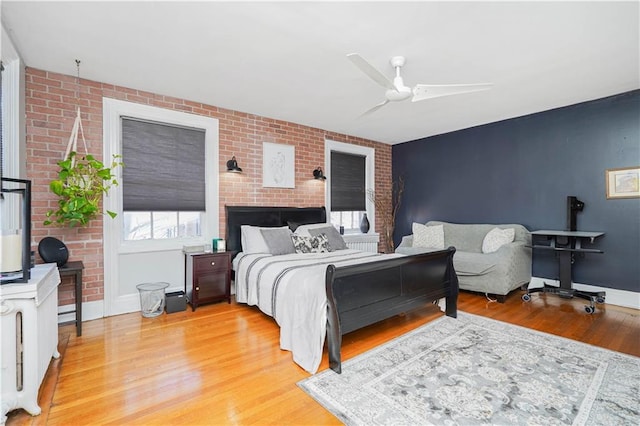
[45,151,123,227]
[44,60,124,227]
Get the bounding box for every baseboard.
[529,277,640,310]
[57,278,637,325]
[57,300,104,324]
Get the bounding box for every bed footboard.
[325,247,458,373]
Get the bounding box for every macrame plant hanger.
[63,59,89,165]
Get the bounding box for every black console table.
[523,230,605,313]
[58,261,84,336]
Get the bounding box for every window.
[330,211,364,233]
[330,151,366,211]
[1,61,3,179]
[1,37,26,230]
[121,117,206,241]
[324,140,375,234]
[123,211,201,240]
[103,98,219,250]
[330,151,366,233]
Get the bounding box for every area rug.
[298,312,640,425]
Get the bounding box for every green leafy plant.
[45,151,123,227]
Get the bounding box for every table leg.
[558,251,573,291]
[75,270,82,336]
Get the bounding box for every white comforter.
[233,250,401,373]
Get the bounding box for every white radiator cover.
[343,233,379,253]
[1,264,61,424]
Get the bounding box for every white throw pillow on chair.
[412,223,445,249]
[482,227,515,253]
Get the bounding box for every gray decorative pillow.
[307,226,348,251]
[291,233,330,254]
[287,220,301,232]
[260,228,295,255]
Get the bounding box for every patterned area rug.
[298,312,640,425]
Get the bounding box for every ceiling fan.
[347,53,493,116]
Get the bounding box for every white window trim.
[102,98,219,254]
[1,26,26,230]
[324,139,375,233]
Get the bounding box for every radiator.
[346,240,378,253]
[1,264,60,424]
[343,233,379,253]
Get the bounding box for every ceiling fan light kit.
[347,53,493,115]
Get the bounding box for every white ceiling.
[2,1,638,145]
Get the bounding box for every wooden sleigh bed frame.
[226,206,459,373]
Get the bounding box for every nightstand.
[184,251,232,311]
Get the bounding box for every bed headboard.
[225,206,327,255]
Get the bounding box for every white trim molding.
[102,98,219,317]
[1,26,26,230]
[324,139,376,231]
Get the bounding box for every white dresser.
[1,263,61,424]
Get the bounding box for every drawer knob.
[195,287,199,291]
[211,262,215,266]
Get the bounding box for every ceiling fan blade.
[347,53,395,91]
[360,99,390,117]
[412,83,493,102]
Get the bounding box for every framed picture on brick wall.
[263,142,295,188]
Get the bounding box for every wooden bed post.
[325,265,343,373]
[445,248,459,318]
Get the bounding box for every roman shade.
[122,117,206,211]
[330,151,366,212]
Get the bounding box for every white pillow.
[482,227,515,253]
[412,223,445,249]
[241,225,289,254]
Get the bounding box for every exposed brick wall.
[25,67,392,308]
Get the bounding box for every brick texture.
[25,67,392,308]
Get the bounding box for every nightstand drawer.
[194,254,229,272]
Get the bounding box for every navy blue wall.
[392,90,639,292]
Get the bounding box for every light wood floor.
[6,290,639,426]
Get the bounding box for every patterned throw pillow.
[291,233,330,254]
[307,226,348,251]
[482,227,515,253]
[412,223,445,249]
